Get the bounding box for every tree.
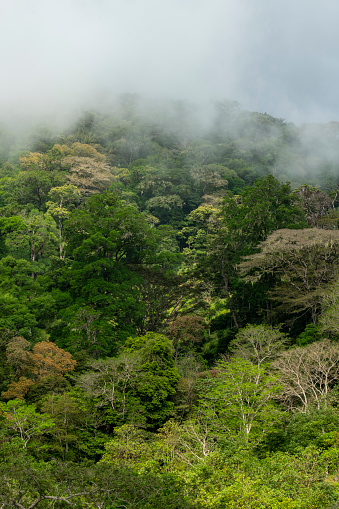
[197,357,283,444]
[48,142,114,198]
[53,191,157,354]
[100,423,148,465]
[0,216,26,257]
[11,149,66,210]
[0,256,55,337]
[0,399,54,448]
[124,332,180,428]
[167,315,206,357]
[8,142,112,212]
[78,353,140,423]
[66,154,113,198]
[6,210,59,264]
[163,418,215,467]
[190,163,229,196]
[181,176,305,332]
[64,305,110,357]
[240,228,339,325]
[2,341,76,400]
[1,377,34,400]
[318,281,339,338]
[13,169,57,210]
[292,185,332,227]
[134,266,187,334]
[229,324,289,367]
[272,339,339,412]
[222,175,306,246]
[79,333,180,429]
[0,450,194,509]
[46,184,80,258]
[29,341,77,379]
[64,190,154,264]
[101,419,214,472]
[173,353,205,419]
[41,391,90,460]
[182,197,241,329]
[5,336,31,376]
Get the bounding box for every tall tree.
[46,184,80,258]
[229,324,289,367]
[53,191,157,355]
[182,176,306,331]
[2,340,76,400]
[6,210,59,264]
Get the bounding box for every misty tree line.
[1,96,339,507]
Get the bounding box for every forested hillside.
[1,97,339,507]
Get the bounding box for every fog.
[1,0,339,127]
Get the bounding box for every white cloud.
[0,0,338,124]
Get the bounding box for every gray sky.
[1,0,338,125]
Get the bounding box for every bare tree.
[157,417,215,468]
[239,228,339,324]
[272,339,339,412]
[78,353,139,420]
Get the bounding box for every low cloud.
[0,0,338,126]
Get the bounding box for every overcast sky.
[1,0,338,125]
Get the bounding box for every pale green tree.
[6,210,59,264]
[46,184,80,258]
[0,399,55,448]
[198,357,283,444]
[229,324,289,367]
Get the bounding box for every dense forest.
[2,96,339,507]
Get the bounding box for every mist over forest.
[2,94,339,189]
[3,1,339,508]
[1,93,339,507]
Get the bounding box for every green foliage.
[281,407,339,453]
[41,390,96,460]
[222,175,306,246]
[125,332,180,428]
[0,255,55,337]
[77,333,179,429]
[0,215,26,256]
[0,444,194,508]
[6,209,59,265]
[0,398,55,449]
[197,357,283,444]
[101,423,149,465]
[296,324,321,346]
[51,191,159,355]
[2,103,339,508]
